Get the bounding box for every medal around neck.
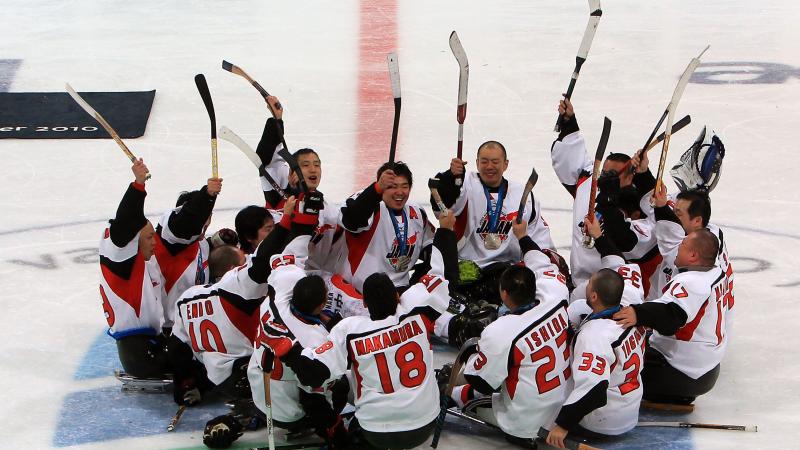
[484,233,502,250]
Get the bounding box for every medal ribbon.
[483,183,507,234]
[388,208,409,258]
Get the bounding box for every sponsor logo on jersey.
[475,211,519,245]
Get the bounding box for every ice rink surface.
[1,0,799,448]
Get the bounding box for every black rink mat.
[0,90,155,139]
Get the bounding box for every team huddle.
[99,92,732,449]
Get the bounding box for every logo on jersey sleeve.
[386,233,418,271]
[475,211,518,245]
[312,223,335,244]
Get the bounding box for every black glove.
[203,414,243,449]
[447,301,498,348]
[596,171,621,207]
[302,190,325,215]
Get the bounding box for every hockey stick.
[537,427,602,450]
[195,74,219,179]
[555,0,602,132]
[516,167,539,224]
[387,52,401,165]
[654,45,709,193]
[431,337,478,448]
[621,114,691,174]
[166,405,186,432]
[583,117,612,248]
[65,83,151,180]
[637,422,757,432]
[262,371,276,450]
[221,60,282,113]
[428,178,449,217]
[640,399,695,412]
[449,31,469,186]
[218,126,288,199]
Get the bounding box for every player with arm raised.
[100,159,169,379]
[261,215,458,449]
[546,216,645,448]
[614,229,729,405]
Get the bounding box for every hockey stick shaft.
[221,60,282,111]
[588,117,612,220]
[621,114,691,173]
[450,31,469,185]
[390,97,400,164]
[195,74,219,179]
[167,405,186,432]
[65,83,151,180]
[218,126,289,199]
[262,371,276,450]
[637,422,757,432]
[387,53,401,165]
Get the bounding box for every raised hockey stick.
[262,371,276,450]
[637,422,757,432]
[555,0,602,132]
[387,52,401,165]
[654,46,709,193]
[449,31,469,186]
[428,178,449,217]
[621,114,691,173]
[65,83,151,180]
[166,405,187,432]
[431,337,479,448]
[195,74,219,179]
[221,60,282,113]
[218,126,288,199]
[516,167,539,224]
[583,117,612,248]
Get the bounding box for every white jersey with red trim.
[154,209,210,328]
[450,171,554,267]
[100,228,165,338]
[302,246,450,433]
[567,256,646,327]
[270,199,346,274]
[172,260,264,385]
[248,236,334,422]
[260,147,291,197]
[649,265,730,379]
[339,200,434,290]
[316,271,369,319]
[551,132,659,290]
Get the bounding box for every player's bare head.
[476,141,509,188]
[209,245,245,282]
[295,148,322,190]
[377,161,413,210]
[675,190,711,232]
[587,269,624,309]
[138,221,156,261]
[363,272,399,320]
[377,161,413,187]
[679,229,719,267]
[235,206,274,254]
[602,153,633,187]
[499,265,536,308]
[292,275,328,316]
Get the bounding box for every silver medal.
[484,233,502,250]
[394,255,410,271]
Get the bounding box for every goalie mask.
[670,126,726,193]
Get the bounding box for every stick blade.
[595,116,612,161]
[221,60,234,72]
[449,31,469,106]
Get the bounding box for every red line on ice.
[356,0,397,189]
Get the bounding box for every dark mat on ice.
[0,90,155,139]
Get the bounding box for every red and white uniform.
[340,198,435,290]
[649,266,731,379]
[270,199,346,274]
[316,272,369,319]
[302,244,450,433]
[562,255,645,435]
[172,258,264,385]
[462,245,571,439]
[449,171,554,267]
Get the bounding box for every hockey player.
[255,95,345,273]
[234,205,274,254]
[551,97,661,296]
[339,161,436,291]
[546,217,645,448]
[431,140,555,267]
[100,159,169,379]
[261,214,458,449]
[154,177,222,330]
[613,229,730,405]
[448,220,570,446]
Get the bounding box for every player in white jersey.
[339,161,436,291]
[550,98,661,296]
[255,95,346,273]
[235,205,275,254]
[154,177,221,329]
[99,159,169,379]
[432,140,555,267]
[260,216,457,449]
[546,217,645,448]
[614,229,730,405]
[447,220,570,445]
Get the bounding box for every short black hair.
[617,186,642,216]
[175,190,200,207]
[606,153,631,164]
[477,140,507,160]
[376,161,413,187]
[363,273,399,320]
[677,191,712,227]
[688,229,720,266]
[208,245,243,281]
[235,206,273,254]
[293,148,319,159]
[499,265,536,306]
[592,268,625,308]
[291,275,328,315]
